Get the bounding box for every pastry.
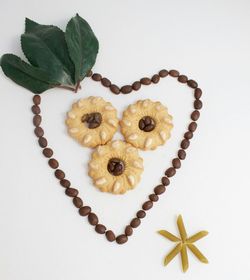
[88,140,143,194]
[66,96,119,148]
[120,99,173,150]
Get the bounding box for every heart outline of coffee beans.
[32,69,202,245]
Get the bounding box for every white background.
[0,0,250,279]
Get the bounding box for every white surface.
[0,0,250,279]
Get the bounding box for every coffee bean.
[184,131,193,139]
[34,127,44,137]
[105,230,115,242]
[125,225,133,236]
[191,110,200,121]
[107,158,125,176]
[95,224,106,234]
[169,70,179,77]
[161,177,170,186]
[110,84,120,94]
[140,77,151,85]
[55,169,65,180]
[91,115,100,125]
[101,78,111,87]
[151,74,160,83]
[136,210,146,219]
[194,88,202,99]
[146,124,155,132]
[33,95,41,105]
[178,149,186,160]
[188,122,197,132]
[106,230,116,242]
[142,201,153,211]
[65,188,78,197]
[145,124,156,132]
[79,206,91,216]
[38,137,47,148]
[85,114,93,122]
[31,105,40,115]
[154,185,166,195]
[86,115,93,126]
[33,115,42,127]
[60,179,71,188]
[165,167,176,177]
[181,139,190,149]
[130,218,141,228]
[159,69,168,77]
[48,158,59,169]
[144,116,151,125]
[88,122,99,129]
[92,73,102,81]
[43,148,53,158]
[138,119,145,130]
[194,100,203,110]
[88,213,98,225]
[132,81,141,91]
[172,158,181,169]
[73,197,83,208]
[139,116,156,132]
[82,112,102,129]
[116,234,128,244]
[187,79,198,88]
[94,112,102,123]
[121,85,132,94]
[87,70,93,77]
[149,194,159,202]
[178,75,188,83]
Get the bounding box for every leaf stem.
[75,81,81,93]
[56,85,76,92]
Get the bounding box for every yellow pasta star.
[158,215,208,272]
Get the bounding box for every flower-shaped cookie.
[66,97,119,148]
[88,140,143,194]
[120,99,173,150]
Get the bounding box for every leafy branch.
[0,14,99,94]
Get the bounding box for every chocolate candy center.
[107,158,125,176]
[81,112,102,129]
[138,116,156,132]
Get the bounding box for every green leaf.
[25,18,39,33]
[0,54,56,93]
[21,18,75,86]
[65,14,99,82]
